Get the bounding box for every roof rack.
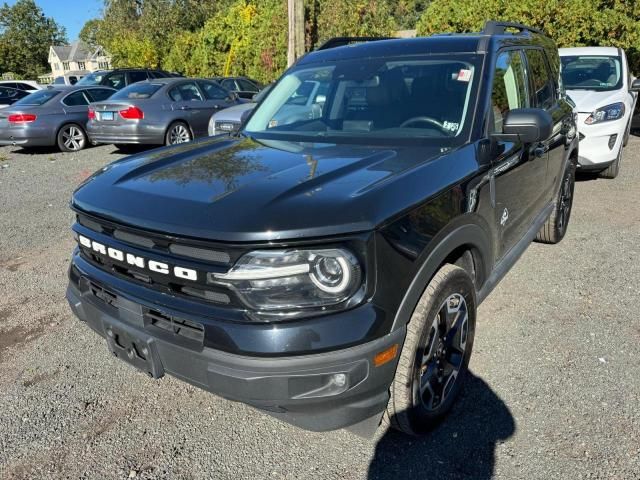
[316,36,394,51]
[483,21,544,36]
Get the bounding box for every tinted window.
[111,83,163,100]
[221,79,236,91]
[128,71,148,84]
[77,71,108,85]
[104,72,126,89]
[1,82,17,89]
[198,81,228,100]
[63,91,89,106]
[14,89,60,106]
[15,83,34,90]
[491,50,529,132]
[86,88,115,102]
[525,49,554,110]
[53,77,65,85]
[150,71,168,78]
[68,76,79,85]
[237,78,258,91]
[168,82,203,102]
[0,87,27,102]
[561,55,623,92]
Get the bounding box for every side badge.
[500,208,509,226]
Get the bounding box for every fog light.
[608,134,618,150]
[333,373,347,387]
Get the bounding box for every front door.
[490,49,549,258]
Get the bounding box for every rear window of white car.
[111,83,163,100]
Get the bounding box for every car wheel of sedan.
[165,122,192,146]
[384,264,476,436]
[57,124,87,152]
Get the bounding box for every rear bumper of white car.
[577,113,627,169]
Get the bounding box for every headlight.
[584,102,625,125]
[209,248,363,317]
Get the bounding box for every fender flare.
[390,221,493,332]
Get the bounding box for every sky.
[5,0,103,41]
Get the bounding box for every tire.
[57,123,87,152]
[599,144,622,179]
[385,264,476,436]
[535,161,576,244]
[165,121,192,146]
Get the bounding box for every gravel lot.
[1,138,639,480]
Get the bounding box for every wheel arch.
[390,221,493,332]
[56,121,87,149]
[165,119,194,141]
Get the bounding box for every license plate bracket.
[103,321,164,379]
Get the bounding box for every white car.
[560,47,640,178]
[0,80,42,93]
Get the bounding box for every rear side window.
[168,82,203,102]
[14,89,60,106]
[111,83,162,100]
[198,81,228,100]
[128,71,148,84]
[105,72,126,89]
[237,78,258,91]
[15,83,34,90]
[221,79,236,91]
[525,49,555,110]
[0,87,27,101]
[150,71,168,78]
[491,50,529,132]
[63,91,90,106]
[86,88,115,102]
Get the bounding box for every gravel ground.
[0,139,639,480]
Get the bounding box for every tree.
[417,0,640,73]
[79,19,103,48]
[0,0,67,78]
[314,0,396,44]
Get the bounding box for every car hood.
[72,135,476,242]
[566,89,626,113]
[213,102,255,122]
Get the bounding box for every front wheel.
[599,144,622,179]
[165,122,192,146]
[385,264,476,436]
[57,124,87,152]
[535,161,575,244]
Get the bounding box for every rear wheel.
[165,122,192,146]
[599,144,622,179]
[535,161,575,244]
[385,264,476,436]
[57,124,87,152]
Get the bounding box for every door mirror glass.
[495,108,553,144]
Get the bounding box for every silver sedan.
[0,85,116,151]
[87,78,244,147]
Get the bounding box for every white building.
[41,40,112,84]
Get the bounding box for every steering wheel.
[399,116,450,133]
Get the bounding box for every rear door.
[489,49,548,257]
[61,89,92,125]
[196,80,235,131]
[168,81,209,136]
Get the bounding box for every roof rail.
[483,21,543,36]
[316,36,394,51]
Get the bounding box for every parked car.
[208,85,271,136]
[560,47,640,178]
[0,85,116,151]
[0,80,42,93]
[212,76,261,99]
[78,68,181,90]
[0,86,31,109]
[53,72,86,85]
[87,78,243,147]
[67,22,577,436]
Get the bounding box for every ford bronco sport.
[67,22,578,436]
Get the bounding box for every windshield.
[77,72,107,86]
[14,89,60,106]
[245,54,479,145]
[561,55,623,91]
[111,82,162,100]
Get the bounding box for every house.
[41,40,112,84]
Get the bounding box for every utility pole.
[287,0,305,67]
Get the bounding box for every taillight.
[119,106,144,120]
[8,114,37,123]
[88,108,95,120]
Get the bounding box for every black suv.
[77,68,181,90]
[67,22,578,436]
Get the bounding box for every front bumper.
[66,260,404,432]
[576,114,627,168]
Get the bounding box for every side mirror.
[630,79,640,92]
[495,108,553,144]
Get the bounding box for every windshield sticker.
[443,121,459,132]
[457,69,472,82]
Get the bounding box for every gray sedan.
[87,78,243,147]
[0,85,116,151]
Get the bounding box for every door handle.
[179,105,190,110]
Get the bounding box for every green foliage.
[393,0,431,30]
[0,0,67,78]
[315,0,396,44]
[417,0,640,73]
[79,19,103,48]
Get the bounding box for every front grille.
[74,212,241,307]
[144,308,204,344]
[214,121,241,133]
